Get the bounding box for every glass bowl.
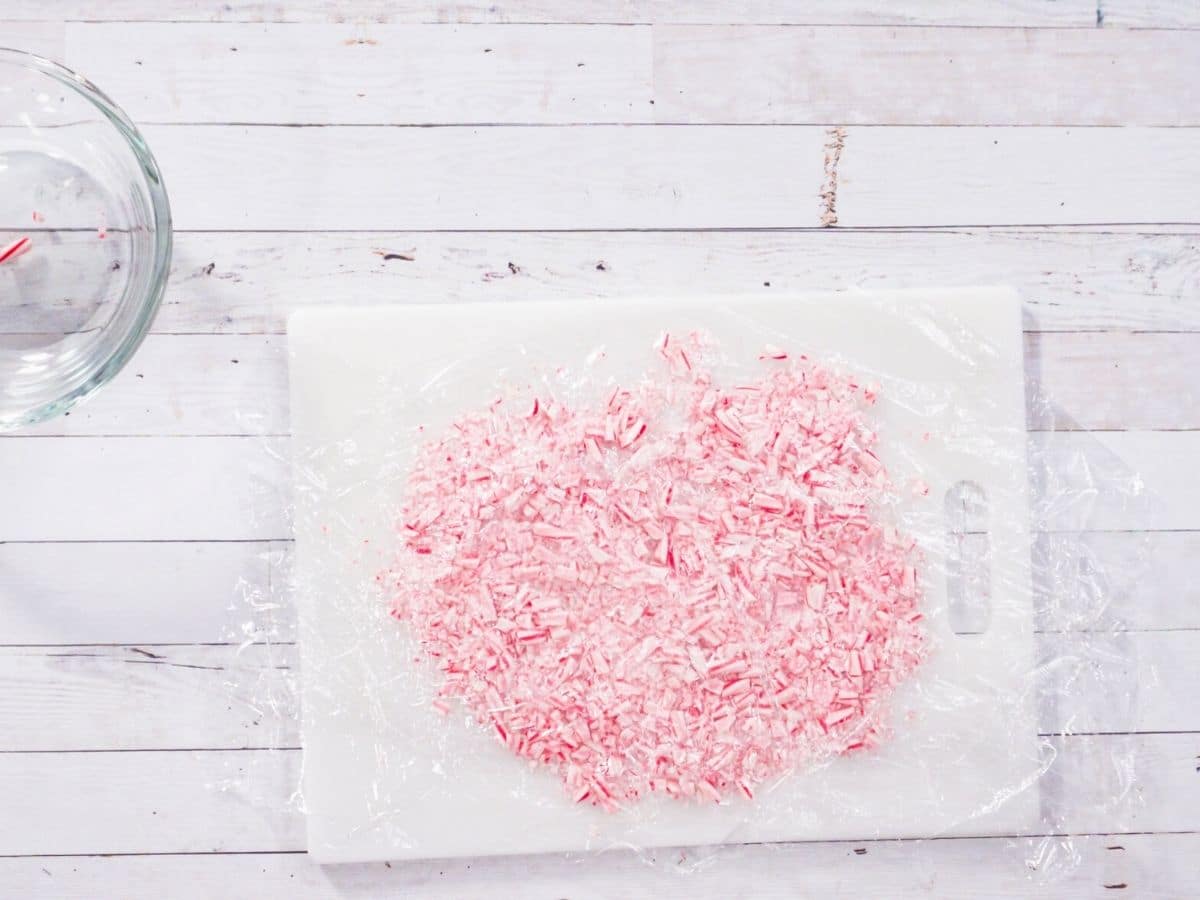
[0,48,171,430]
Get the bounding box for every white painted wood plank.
[61,24,1196,126]
[65,23,653,125]
[156,230,1200,334]
[0,541,289,645]
[15,330,1200,437]
[140,125,1200,230]
[0,437,289,542]
[1026,332,1200,432]
[2,629,1190,752]
[654,26,1200,126]
[0,749,304,854]
[1036,531,1200,632]
[2,833,1195,899]
[1,734,1192,854]
[0,644,296,752]
[837,127,1200,227]
[0,23,66,59]
[145,125,828,230]
[11,335,290,437]
[1031,431,1200,532]
[1102,0,1200,28]
[0,1,1098,27]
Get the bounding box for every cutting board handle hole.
[944,480,991,635]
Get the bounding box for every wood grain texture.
[2,22,66,58]
[0,644,296,751]
[0,437,290,542]
[145,124,829,230]
[0,0,1099,27]
[1,733,1194,854]
[61,23,1200,126]
[1,833,1196,900]
[653,26,1200,126]
[0,749,304,855]
[152,230,1200,334]
[836,127,1200,227]
[1101,0,1200,27]
[0,541,287,645]
[137,125,1200,230]
[65,23,654,125]
[1,630,1191,752]
[1026,332,1200,431]
[10,335,292,436]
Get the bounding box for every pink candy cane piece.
[758,344,788,360]
[0,237,31,264]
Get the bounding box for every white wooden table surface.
[2,1,1198,896]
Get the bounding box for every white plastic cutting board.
[289,289,1036,864]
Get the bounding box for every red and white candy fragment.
[0,236,31,265]
[386,335,925,810]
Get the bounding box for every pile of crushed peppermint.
[386,334,925,809]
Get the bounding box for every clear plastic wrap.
[266,288,1143,873]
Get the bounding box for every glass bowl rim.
[0,46,173,430]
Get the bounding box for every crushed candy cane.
[386,334,925,810]
[0,236,31,265]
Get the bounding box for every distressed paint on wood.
[65,23,654,125]
[835,127,1200,228]
[653,26,1200,126]
[148,230,1200,334]
[0,0,1100,27]
[61,23,1200,126]
[4,331,1196,437]
[107,125,1200,231]
[0,541,289,645]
